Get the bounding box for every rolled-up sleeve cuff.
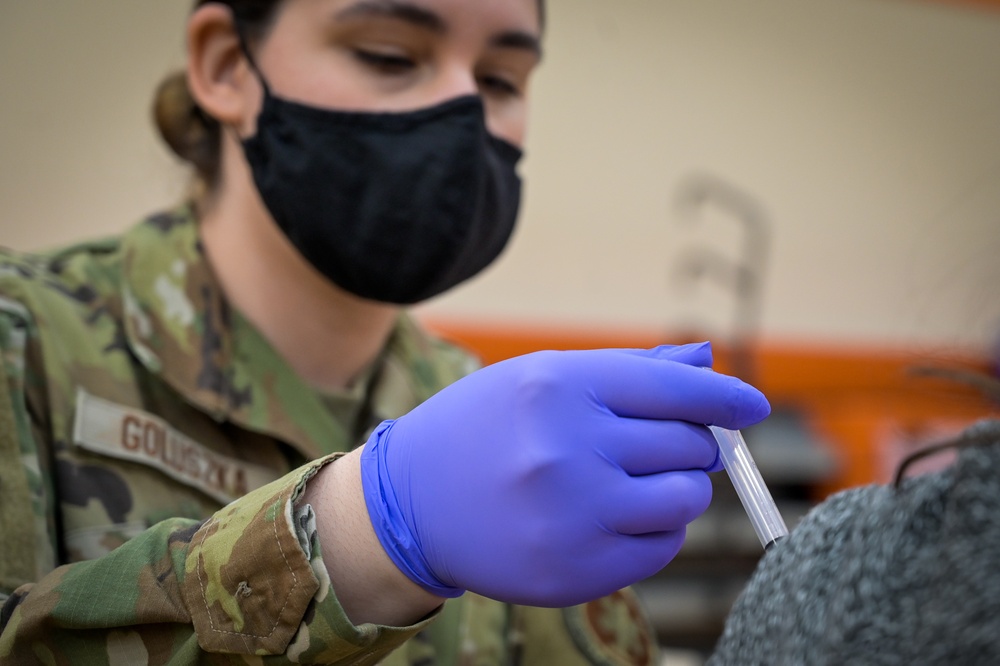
[182,454,435,658]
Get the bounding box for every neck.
[198,180,399,393]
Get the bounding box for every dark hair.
[153,0,545,195]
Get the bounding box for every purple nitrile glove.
[360,342,770,607]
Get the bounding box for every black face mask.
[238,51,524,305]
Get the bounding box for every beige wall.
[2,0,999,354]
[0,1,191,244]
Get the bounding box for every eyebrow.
[335,0,446,33]
[492,31,543,59]
[335,0,542,58]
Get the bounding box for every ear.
[185,3,259,130]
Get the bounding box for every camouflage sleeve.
[0,299,57,599]
[0,456,436,664]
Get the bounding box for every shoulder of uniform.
[394,315,482,386]
[119,206,197,247]
[561,589,659,666]
[428,334,482,379]
[508,589,660,666]
[0,204,195,304]
[0,234,124,305]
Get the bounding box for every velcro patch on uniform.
[564,590,656,666]
[73,388,280,505]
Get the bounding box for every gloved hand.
[360,342,770,607]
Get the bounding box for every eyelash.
[353,49,417,74]
[353,49,521,98]
[478,74,520,98]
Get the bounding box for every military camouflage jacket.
[0,206,658,665]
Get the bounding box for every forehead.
[284,0,542,36]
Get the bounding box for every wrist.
[301,447,445,626]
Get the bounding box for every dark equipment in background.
[672,172,770,385]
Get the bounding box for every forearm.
[0,456,436,663]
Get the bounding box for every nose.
[411,60,523,147]
[427,62,480,106]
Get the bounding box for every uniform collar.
[119,205,465,458]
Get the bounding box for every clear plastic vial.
[709,426,789,550]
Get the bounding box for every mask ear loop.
[892,368,1000,489]
[225,11,272,145]
[893,420,1000,489]
[230,12,272,98]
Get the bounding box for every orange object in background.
[420,317,998,499]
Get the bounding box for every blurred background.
[3,0,999,662]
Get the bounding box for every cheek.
[485,98,529,147]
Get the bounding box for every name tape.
[73,388,281,505]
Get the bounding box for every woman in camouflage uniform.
[0,0,770,663]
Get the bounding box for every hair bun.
[152,70,220,187]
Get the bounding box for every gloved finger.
[617,341,714,368]
[539,529,689,608]
[585,353,771,429]
[599,419,718,474]
[705,446,724,473]
[602,470,713,535]
[615,528,687,579]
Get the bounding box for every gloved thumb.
[622,341,714,368]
